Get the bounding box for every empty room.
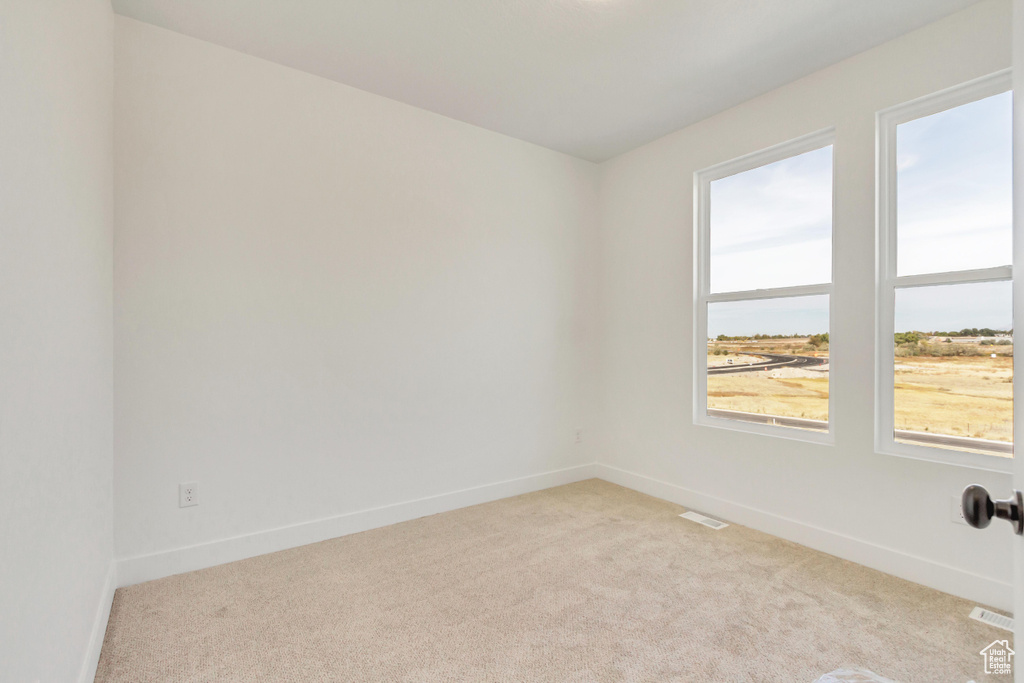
[6,0,1024,681]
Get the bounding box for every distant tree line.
[714,333,828,342]
[894,332,922,345]
[711,332,829,355]
[894,329,1013,357]
[715,329,1010,343]
[896,328,1011,340]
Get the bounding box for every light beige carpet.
[96,480,1007,682]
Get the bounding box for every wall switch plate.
[951,494,967,526]
[179,482,199,508]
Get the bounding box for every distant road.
[705,409,1013,456]
[707,353,827,375]
[894,430,1013,455]
[706,409,826,431]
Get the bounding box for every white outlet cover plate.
[951,495,968,526]
[179,482,199,508]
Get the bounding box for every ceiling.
[111,0,984,162]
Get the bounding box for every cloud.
[896,92,1012,275]
[710,145,832,292]
[896,153,918,171]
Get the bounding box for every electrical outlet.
[575,429,583,444]
[951,494,968,526]
[179,482,199,508]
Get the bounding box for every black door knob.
[962,485,1024,535]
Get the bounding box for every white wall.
[0,2,1012,678]
[113,18,599,577]
[0,1,115,682]
[595,0,1017,611]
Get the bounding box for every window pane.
[710,145,832,293]
[896,91,1012,276]
[893,281,1013,456]
[707,295,829,431]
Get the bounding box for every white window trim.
[875,69,1013,473]
[693,128,836,445]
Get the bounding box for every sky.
[708,91,1012,338]
[895,280,1012,333]
[897,91,1012,277]
[708,295,827,338]
[710,145,832,294]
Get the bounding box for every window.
[877,71,1013,469]
[695,130,834,441]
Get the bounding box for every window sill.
[875,438,1012,474]
[695,410,834,446]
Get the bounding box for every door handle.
[962,485,1024,535]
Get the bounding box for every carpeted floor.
[95,479,1007,682]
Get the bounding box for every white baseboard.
[595,463,1013,613]
[78,561,117,683]
[116,463,598,588]
[113,461,1009,617]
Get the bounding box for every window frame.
[693,128,837,444]
[875,69,1013,473]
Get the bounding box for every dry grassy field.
[709,338,828,358]
[707,338,829,423]
[706,338,1014,446]
[708,372,829,421]
[894,354,1012,443]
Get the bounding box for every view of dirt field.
[894,341,1013,445]
[706,336,1013,451]
[707,338,829,425]
[709,338,829,358]
[708,372,829,420]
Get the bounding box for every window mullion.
[893,267,1012,290]
[706,283,831,304]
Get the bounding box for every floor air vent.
[679,511,729,530]
[970,606,1014,631]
